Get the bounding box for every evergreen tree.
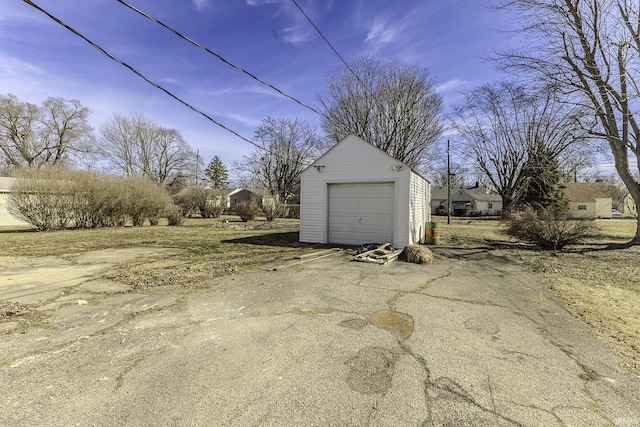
[204,156,229,189]
[520,145,568,212]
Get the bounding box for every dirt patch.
[0,301,49,331]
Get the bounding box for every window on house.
[578,205,587,210]
[488,203,493,209]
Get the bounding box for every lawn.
[434,216,640,376]
[0,216,310,289]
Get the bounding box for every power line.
[115,0,325,118]
[290,0,380,104]
[21,0,262,150]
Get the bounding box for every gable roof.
[564,182,611,202]
[431,185,501,202]
[227,187,261,197]
[464,185,502,202]
[304,134,430,182]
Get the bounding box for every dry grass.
[0,216,308,289]
[434,216,640,375]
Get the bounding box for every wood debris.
[353,243,403,265]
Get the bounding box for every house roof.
[431,185,501,202]
[464,185,502,202]
[564,182,611,202]
[303,134,431,183]
[0,177,17,193]
[227,187,261,197]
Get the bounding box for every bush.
[165,204,186,226]
[435,207,449,216]
[261,195,283,222]
[8,166,76,231]
[204,192,226,218]
[503,206,596,250]
[235,201,261,222]
[173,186,225,218]
[284,204,300,219]
[8,167,172,230]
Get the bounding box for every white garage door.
[328,182,395,245]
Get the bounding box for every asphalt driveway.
[1,247,639,426]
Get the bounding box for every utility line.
[290,0,381,105]
[115,0,325,118]
[21,0,263,150]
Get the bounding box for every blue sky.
[0,0,519,173]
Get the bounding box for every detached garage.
[299,134,431,248]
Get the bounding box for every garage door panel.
[328,183,394,245]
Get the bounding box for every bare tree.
[0,94,94,171]
[234,117,322,203]
[497,0,640,242]
[318,57,444,169]
[99,113,195,187]
[452,81,588,211]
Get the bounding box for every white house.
[0,177,29,227]
[564,182,612,219]
[299,135,431,248]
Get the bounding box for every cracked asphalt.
[1,247,639,426]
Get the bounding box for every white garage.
[299,134,431,248]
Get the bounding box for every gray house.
[431,184,502,216]
[227,188,262,209]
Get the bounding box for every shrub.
[435,207,448,216]
[173,186,225,218]
[8,167,172,230]
[204,195,226,218]
[284,204,300,219]
[165,204,186,226]
[8,166,76,231]
[503,206,596,250]
[261,195,283,222]
[235,201,261,222]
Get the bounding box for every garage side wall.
[409,172,431,245]
[300,135,412,247]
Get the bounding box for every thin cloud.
[365,20,397,45]
[199,85,282,98]
[193,0,209,11]
[436,79,467,93]
[282,24,312,44]
[228,113,261,127]
[246,0,281,6]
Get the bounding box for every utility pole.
[447,139,452,225]
[195,149,200,186]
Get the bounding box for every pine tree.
[204,156,229,189]
[520,145,568,212]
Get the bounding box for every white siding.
[409,172,431,245]
[0,193,29,227]
[328,183,395,245]
[300,135,425,248]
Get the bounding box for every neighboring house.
[226,188,263,208]
[564,182,612,219]
[0,177,29,227]
[299,134,431,248]
[431,184,502,216]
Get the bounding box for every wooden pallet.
[353,243,403,265]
